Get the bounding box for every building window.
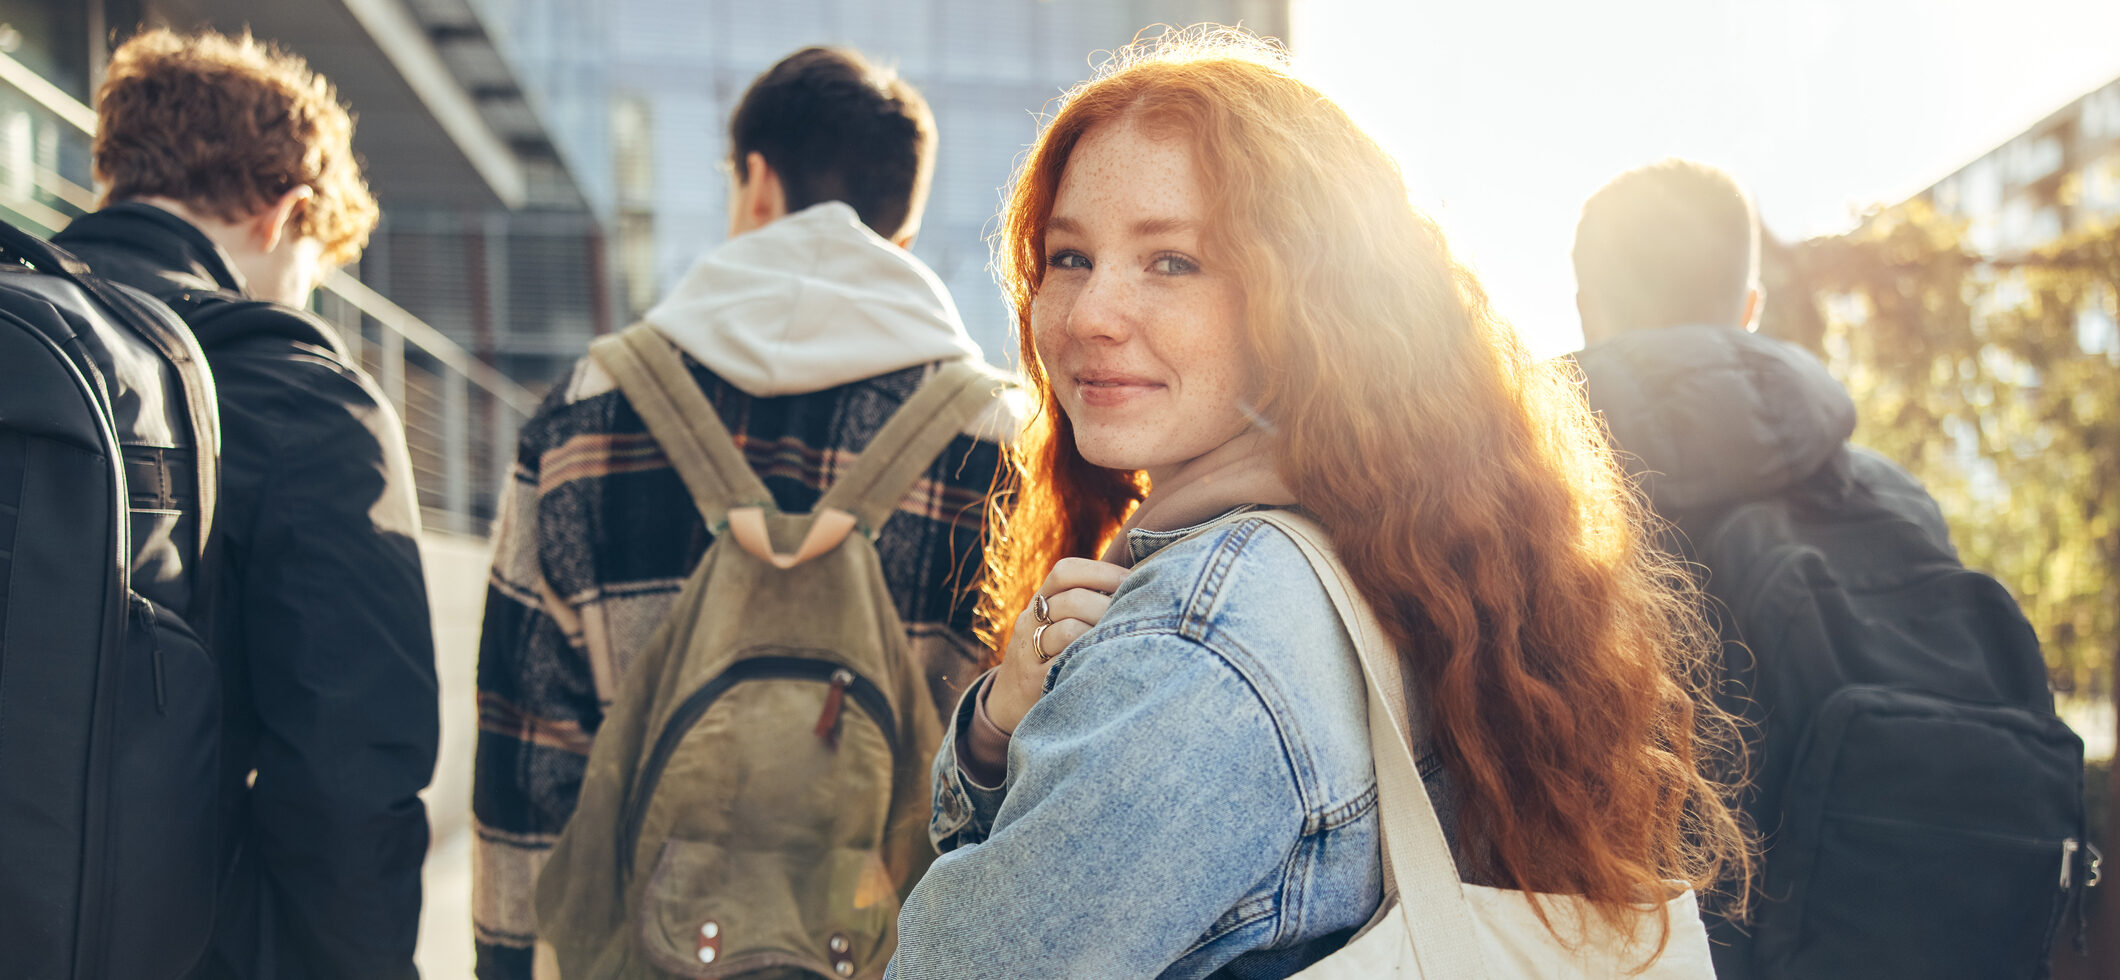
[612,92,658,318]
[2005,133,2065,186]
[2083,85,2120,142]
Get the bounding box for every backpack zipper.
[1823,810,2072,851]
[2061,838,2103,890]
[130,593,166,712]
[815,668,854,748]
[617,656,899,878]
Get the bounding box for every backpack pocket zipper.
[617,656,899,879]
[1823,809,2096,888]
[815,668,854,747]
[129,593,165,712]
[2059,838,2104,889]
[1822,810,2071,853]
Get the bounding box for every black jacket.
[57,205,437,980]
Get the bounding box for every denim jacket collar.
[1123,504,1276,565]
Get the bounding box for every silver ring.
[1030,593,1052,625]
[1032,622,1060,663]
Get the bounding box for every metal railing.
[0,50,534,536]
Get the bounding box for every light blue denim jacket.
[888,511,1456,979]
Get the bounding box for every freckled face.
[1032,120,1255,483]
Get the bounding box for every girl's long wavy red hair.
[977,27,1749,952]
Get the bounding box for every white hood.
[643,201,985,397]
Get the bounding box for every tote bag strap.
[1246,510,1491,978]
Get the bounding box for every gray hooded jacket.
[1574,324,1951,550]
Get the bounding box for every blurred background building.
[1914,70,2120,370]
[492,0,1290,364]
[1922,71,2120,258]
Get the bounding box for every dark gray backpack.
[1680,450,2094,980]
[0,219,224,979]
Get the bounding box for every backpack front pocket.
[1756,685,2084,980]
[639,839,900,979]
[615,653,908,979]
[618,655,901,875]
[104,593,221,976]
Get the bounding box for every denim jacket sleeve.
[927,672,1011,852]
[891,623,1307,979]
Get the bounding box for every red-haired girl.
[887,27,1746,979]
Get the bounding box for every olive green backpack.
[535,325,998,979]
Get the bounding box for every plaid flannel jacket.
[470,353,1010,979]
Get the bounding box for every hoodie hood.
[643,201,985,397]
[1574,324,1856,512]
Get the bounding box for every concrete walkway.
[414,531,491,978]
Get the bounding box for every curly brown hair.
[93,29,377,265]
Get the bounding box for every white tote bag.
[1253,512,1718,980]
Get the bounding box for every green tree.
[1763,203,2120,702]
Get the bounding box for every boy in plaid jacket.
[470,47,1016,978]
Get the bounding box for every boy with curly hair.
[55,29,435,980]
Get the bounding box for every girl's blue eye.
[1151,254,1198,274]
[1048,250,1090,270]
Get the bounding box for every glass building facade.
[515,0,1291,366]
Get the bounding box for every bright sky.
[1290,0,2120,357]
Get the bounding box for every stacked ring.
[1032,622,1061,663]
[1030,592,1052,625]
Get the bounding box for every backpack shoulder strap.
[588,323,772,530]
[0,226,221,562]
[815,359,1002,536]
[1245,509,1493,979]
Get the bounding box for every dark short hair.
[728,47,936,241]
[1572,159,1758,332]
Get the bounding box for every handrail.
[0,49,98,133]
[0,185,74,234]
[324,269,541,414]
[0,48,540,416]
[36,165,98,212]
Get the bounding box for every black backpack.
[1680,449,2094,980]
[0,220,225,978]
